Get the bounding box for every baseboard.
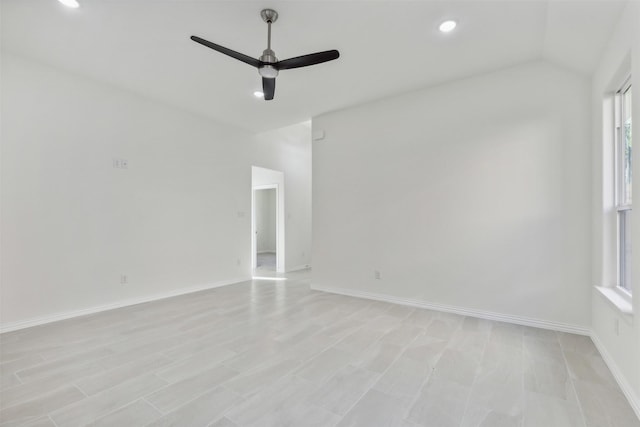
[590,332,640,420]
[311,285,590,335]
[0,276,251,334]
[286,264,312,273]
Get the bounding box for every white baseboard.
[590,332,640,420]
[311,284,590,335]
[286,264,312,273]
[0,276,251,334]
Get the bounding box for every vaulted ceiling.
[1,0,627,131]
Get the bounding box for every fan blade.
[275,50,339,70]
[190,36,261,68]
[262,77,276,101]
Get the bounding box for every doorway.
[254,187,277,270]
[251,166,285,273]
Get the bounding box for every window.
[615,77,632,293]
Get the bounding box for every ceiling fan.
[190,9,340,101]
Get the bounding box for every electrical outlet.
[113,158,129,169]
[120,274,128,285]
[374,270,381,280]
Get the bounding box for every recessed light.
[439,20,457,33]
[253,91,264,98]
[58,0,79,8]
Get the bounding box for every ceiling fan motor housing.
[259,65,278,78]
[259,48,279,78]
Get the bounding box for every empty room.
[1,0,639,426]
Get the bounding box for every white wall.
[0,54,312,329]
[312,61,591,330]
[251,124,313,272]
[590,1,640,415]
[255,189,276,253]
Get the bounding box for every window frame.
[614,76,632,295]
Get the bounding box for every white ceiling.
[1,0,626,131]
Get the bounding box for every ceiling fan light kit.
[191,9,340,101]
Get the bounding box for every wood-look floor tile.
[402,309,435,329]
[49,374,167,427]
[373,354,432,398]
[0,372,21,391]
[557,333,598,356]
[224,352,297,390]
[162,329,238,361]
[523,327,559,342]
[1,370,94,411]
[99,335,185,370]
[524,354,572,400]
[310,365,379,415]
[461,369,523,427]
[401,334,448,365]
[146,365,238,413]
[208,417,238,427]
[225,375,320,427]
[353,342,404,374]
[146,387,241,427]
[572,379,640,427]
[296,347,352,383]
[320,318,365,340]
[156,347,235,383]
[253,401,341,427]
[337,389,410,427]
[0,385,85,426]
[366,315,403,333]
[379,324,423,347]
[15,416,57,427]
[334,327,385,354]
[447,328,490,360]
[90,399,161,427]
[77,354,173,396]
[407,377,471,427]
[285,332,343,362]
[0,355,45,376]
[222,340,287,373]
[424,317,462,340]
[563,350,618,389]
[15,348,113,382]
[461,317,494,334]
[430,348,480,386]
[385,305,415,320]
[522,391,585,427]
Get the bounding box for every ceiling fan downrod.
[259,9,279,78]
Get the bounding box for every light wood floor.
[1,270,638,427]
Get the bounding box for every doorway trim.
[252,184,284,272]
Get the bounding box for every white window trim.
[614,76,632,295]
[595,286,633,317]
